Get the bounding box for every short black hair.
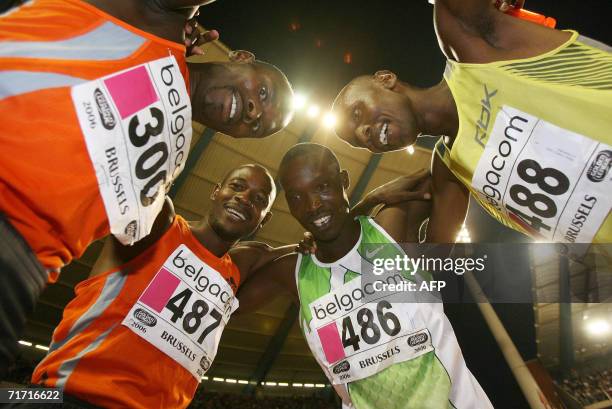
[221,164,276,204]
[278,143,340,189]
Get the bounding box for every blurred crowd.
[557,369,612,406]
[189,390,337,409]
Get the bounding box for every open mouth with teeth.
[229,93,237,121]
[225,205,248,222]
[312,215,332,229]
[379,121,390,146]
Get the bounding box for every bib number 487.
[507,159,570,233]
[341,300,401,352]
[165,289,223,344]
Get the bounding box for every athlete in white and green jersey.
[238,143,492,409]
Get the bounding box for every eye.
[318,182,330,192]
[229,182,245,191]
[255,194,268,206]
[259,86,268,101]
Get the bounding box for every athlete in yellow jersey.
[331,0,611,245]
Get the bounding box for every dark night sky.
[199,2,610,407]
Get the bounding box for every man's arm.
[425,154,469,243]
[229,242,297,283]
[235,254,298,315]
[89,197,176,277]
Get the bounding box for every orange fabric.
[32,216,241,409]
[0,0,188,275]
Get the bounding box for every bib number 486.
[507,159,570,233]
[165,289,223,344]
[341,300,401,352]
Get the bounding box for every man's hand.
[296,232,317,255]
[367,169,432,206]
[494,0,525,13]
[184,11,219,56]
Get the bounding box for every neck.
[315,218,361,263]
[190,216,236,258]
[402,80,458,139]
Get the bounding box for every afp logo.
[94,88,116,130]
[332,360,350,374]
[587,150,612,183]
[133,308,157,327]
[407,332,428,347]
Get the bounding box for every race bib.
[121,244,238,380]
[472,106,611,243]
[71,56,192,245]
[306,278,434,384]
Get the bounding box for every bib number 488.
[507,159,570,233]
[341,300,401,352]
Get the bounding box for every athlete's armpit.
[426,154,469,244]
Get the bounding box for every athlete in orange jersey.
[31,164,295,408]
[0,0,293,374]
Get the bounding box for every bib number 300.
[129,107,169,206]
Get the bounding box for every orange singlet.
[32,216,241,409]
[0,0,190,278]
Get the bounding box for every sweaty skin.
[236,146,431,314]
[90,165,295,283]
[332,0,572,243]
[84,0,294,138]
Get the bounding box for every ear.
[340,169,350,190]
[259,211,273,229]
[373,70,398,89]
[228,50,256,64]
[210,183,221,200]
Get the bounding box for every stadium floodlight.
[238,380,248,384]
[322,112,337,128]
[265,382,277,386]
[213,377,224,382]
[35,344,49,351]
[304,383,315,388]
[315,384,325,388]
[292,383,303,387]
[406,145,415,154]
[278,382,289,386]
[307,105,320,118]
[586,319,610,336]
[225,378,237,383]
[293,93,307,110]
[18,340,32,346]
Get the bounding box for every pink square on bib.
[104,65,158,119]
[317,322,346,364]
[139,267,180,313]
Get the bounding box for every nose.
[234,191,254,209]
[356,124,372,147]
[244,97,262,124]
[306,193,321,213]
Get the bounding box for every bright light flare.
[406,145,415,155]
[35,344,49,351]
[307,105,320,118]
[456,224,471,243]
[586,319,611,336]
[292,93,307,110]
[322,112,337,128]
